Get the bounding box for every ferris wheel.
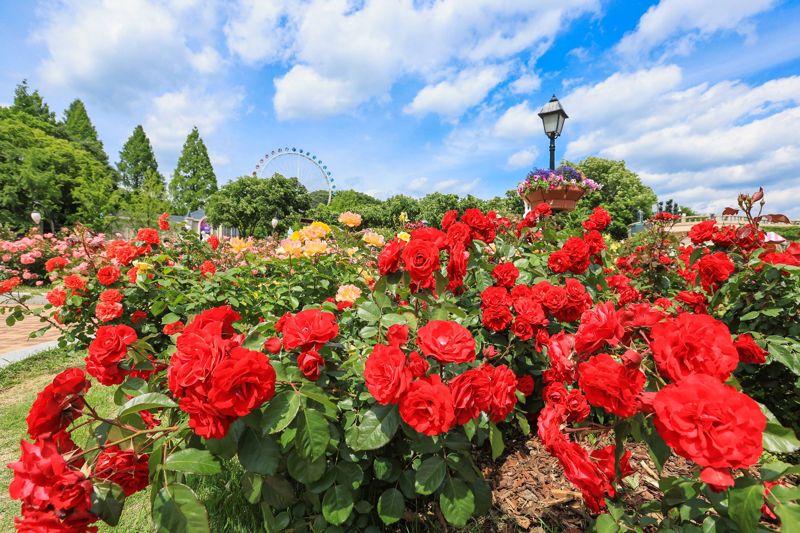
[252,147,335,205]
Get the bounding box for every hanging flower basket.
[517,165,601,213]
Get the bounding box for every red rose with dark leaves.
[441,209,458,230]
[650,314,738,382]
[86,324,137,385]
[96,265,120,285]
[401,238,441,281]
[199,260,216,276]
[449,367,491,424]
[461,208,496,243]
[486,364,518,422]
[185,305,241,338]
[45,257,68,272]
[263,336,282,354]
[365,344,412,405]
[386,324,409,347]
[574,302,624,356]
[416,320,476,363]
[136,228,160,245]
[208,347,277,416]
[548,251,571,274]
[46,288,67,307]
[406,350,429,378]
[446,222,472,248]
[565,389,590,422]
[282,309,339,351]
[377,238,406,275]
[208,234,220,250]
[26,368,90,439]
[93,445,150,496]
[734,334,767,364]
[582,207,612,231]
[399,375,455,436]
[578,353,645,417]
[516,375,535,396]
[297,349,325,380]
[688,220,716,244]
[410,227,448,249]
[696,252,735,293]
[492,262,519,288]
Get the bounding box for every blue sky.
[2,0,800,216]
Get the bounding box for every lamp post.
[537,95,569,170]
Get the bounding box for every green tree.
[170,127,218,214]
[62,99,109,165]
[124,169,171,228]
[484,189,525,217]
[117,125,160,191]
[383,194,420,225]
[12,80,55,124]
[206,174,312,237]
[569,157,658,240]
[308,189,331,207]
[418,192,460,227]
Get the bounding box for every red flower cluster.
[695,252,734,293]
[582,207,611,231]
[168,306,276,438]
[26,368,90,440]
[86,324,138,385]
[0,276,21,294]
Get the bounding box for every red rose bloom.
[93,446,150,496]
[544,332,576,384]
[446,222,473,248]
[653,374,765,486]
[416,320,476,363]
[131,310,147,324]
[158,212,170,230]
[583,230,606,256]
[45,257,68,272]
[199,260,216,276]
[481,285,511,309]
[578,354,645,417]
[446,242,468,291]
[46,287,67,307]
[377,238,406,275]
[401,239,441,281]
[696,252,735,293]
[399,375,455,436]
[565,389,591,422]
[688,220,716,244]
[364,344,412,405]
[208,234,220,250]
[63,274,86,291]
[548,251,571,274]
[410,227,448,249]
[486,364,518,423]
[542,381,568,404]
[186,305,241,338]
[461,208,496,243]
[516,375,535,396]
[734,334,767,364]
[582,207,611,231]
[492,262,519,288]
[574,302,624,356]
[99,288,123,303]
[441,209,458,230]
[282,309,339,351]
[386,324,409,347]
[26,368,90,439]
[95,300,123,322]
[297,349,325,380]
[650,314,738,382]
[208,347,277,416]
[562,237,590,274]
[449,367,491,424]
[406,351,429,378]
[263,336,282,354]
[86,324,137,385]
[675,290,707,314]
[163,320,185,336]
[136,228,160,245]
[96,265,120,285]
[8,439,70,510]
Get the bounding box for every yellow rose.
[279,239,303,258]
[362,230,385,247]
[338,211,363,228]
[397,231,411,242]
[133,261,152,272]
[302,239,328,257]
[335,284,362,303]
[230,237,251,253]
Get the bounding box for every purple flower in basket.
[517,165,602,196]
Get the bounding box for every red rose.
[582,207,611,231]
[492,262,519,288]
[544,332,576,384]
[688,220,716,244]
[401,239,441,281]
[199,260,216,276]
[516,375,535,396]
[99,288,123,303]
[386,324,409,347]
[565,389,590,422]
[159,212,170,230]
[542,381,568,404]
[163,320,185,336]
[263,336,282,354]
[590,445,633,484]
[377,238,406,275]
[168,329,229,397]
[449,367,491,424]
[297,349,325,380]
[446,242,468,291]
[574,302,624,356]
[734,334,767,364]
[50,470,93,513]
[399,375,455,436]
[8,440,69,510]
[96,265,120,285]
[416,320,476,363]
[86,324,137,385]
[562,237,590,274]
[461,208,495,244]
[441,209,458,230]
[364,344,412,404]
[548,251,571,274]
[45,257,68,272]
[63,274,86,291]
[583,230,606,256]
[675,290,707,314]
[696,252,735,293]
[578,353,645,417]
[406,351,429,378]
[179,391,230,439]
[653,374,765,484]
[542,285,568,313]
[446,222,472,248]
[208,347,277,416]
[26,369,90,440]
[482,306,513,332]
[93,445,150,496]
[486,364,518,422]
[136,228,160,245]
[208,234,220,250]
[46,287,66,307]
[95,300,123,322]
[481,286,511,309]
[650,314,738,382]
[410,227,448,249]
[131,310,147,324]
[282,309,339,351]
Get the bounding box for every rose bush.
[3,191,799,532]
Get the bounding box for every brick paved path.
[0,306,62,355]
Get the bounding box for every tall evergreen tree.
[125,168,170,228]
[170,127,217,214]
[62,99,109,165]
[12,80,56,124]
[117,125,160,190]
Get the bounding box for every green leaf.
[356,301,381,324]
[152,483,210,533]
[377,488,404,525]
[261,476,297,509]
[164,449,221,475]
[740,310,760,321]
[472,479,492,517]
[237,427,280,475]
[335,462,363,490]
[322,485,354,526]
[763,421,800,453]
[261,390,301,434]
[593,513,621,533]
[415,456,446,496]
[345,404,400,452]
[286,449,326,484]
[296,407,330,460]
[241,472,263,504]
[489,422,504,460]
[439,477,475,527]
[761,461,800,482]
[299,383,338,418]
[91,482,126,527]
[727,479,762,533]
[117,392,177,418]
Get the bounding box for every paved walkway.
[0,305,63,368]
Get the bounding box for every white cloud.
[144,87,243,152]
[616,0,776,61]
[432,178,480,195]
[404,64,510,119]
[506,147,539,169]
[494,101,541,139]
[189,46,224,74]
[563,67,800,217]
[222,0,601,119]
[408,177,429,192]
[509,73,541,94]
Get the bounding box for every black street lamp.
[538,95,568,170]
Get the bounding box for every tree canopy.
[117,125,160,191]
[206,174,312,237]
[170,127,217,215]
[12,80,56,124]
[63,99,109,165]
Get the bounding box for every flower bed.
[2,193,800,532]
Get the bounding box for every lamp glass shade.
[271,218,279,229]
[31,211,41,224]
[538,95,568,137]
